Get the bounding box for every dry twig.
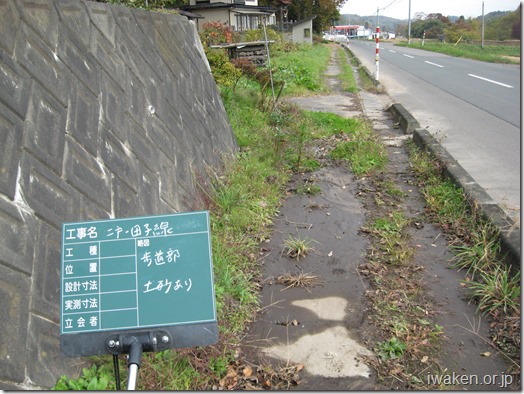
[276,272,323,291]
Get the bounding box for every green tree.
[484,5,521,40]
[444,16,480,43]
[411,18,447,38]
[286,0,343,33]
[409,12,451,39]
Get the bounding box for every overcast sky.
[340,0,521,20]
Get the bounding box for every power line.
[350,0,403,20]
[379,0,403,12]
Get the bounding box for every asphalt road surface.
[345,39,521,222]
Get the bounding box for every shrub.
[205,49,242,87]
[200,21,236,45]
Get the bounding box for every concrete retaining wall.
[0,0,237,389]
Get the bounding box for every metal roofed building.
[180,0,278,32]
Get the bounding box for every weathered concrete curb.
[387,103,420,134]
[341,44,382,89]
[412,128,521,270]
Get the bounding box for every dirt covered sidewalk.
[234,44,518,390]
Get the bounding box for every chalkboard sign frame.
[60,211,218,357]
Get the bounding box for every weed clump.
[282,235,316,261]
[330,129,387,175]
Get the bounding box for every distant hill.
[337,14,406,33]
[338,9,517,35]
[479,10,512,22]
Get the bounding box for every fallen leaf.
[390,367,403,375]
[243,366,253,377]
[481,352,491,357]
[421,355,428,363]
[291,319,299,326]
[327,251,333,257]
[296,364,304,372]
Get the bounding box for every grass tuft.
[282,235,316,261]
[330,128,387,175]
[396,41,520,64]
[467,265,520,316]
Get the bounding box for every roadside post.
[375,27,380,81]
[59,211,218,389]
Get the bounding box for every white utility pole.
[407,0,412,44]
[376,7,380,81]
[481,1,485,48]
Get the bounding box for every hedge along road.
[345,39,521,224]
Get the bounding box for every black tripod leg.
[113,354,121,390]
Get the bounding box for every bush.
[205,49,242,87]
[242,28,282,44]
[200,21,237,45]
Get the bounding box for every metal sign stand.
[126,338,142,390]
[106,330,171,390]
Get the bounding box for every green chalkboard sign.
[60,211,218,357]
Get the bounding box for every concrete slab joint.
[387,103,420,134]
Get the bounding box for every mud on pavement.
[237,44,518,390]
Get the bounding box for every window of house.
[304,28,311,38]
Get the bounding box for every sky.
[339,0,521,20]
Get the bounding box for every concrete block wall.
[0,0,237,389]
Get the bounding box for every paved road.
[345,39,521,222]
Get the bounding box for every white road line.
[403,54,414,58]
[389,50,396,53]
[425,61,444,68]
[467,73,513,88]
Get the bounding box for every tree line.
[405,6,520,42]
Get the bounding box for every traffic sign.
[60,211,218,357]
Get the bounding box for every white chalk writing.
[143,278,192,294]
[141,248,180,267]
